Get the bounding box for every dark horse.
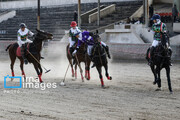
[6,29,53,82]
[66,43,91,81]
[92,35,112,88]
[146,32,172,93]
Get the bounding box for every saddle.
[16,43,30,57]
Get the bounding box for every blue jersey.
[77,31,94,48]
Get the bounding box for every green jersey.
[152,22,167,41]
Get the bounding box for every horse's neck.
[95,44,104,55]
[79,44,85,52]
[33,39,42,52]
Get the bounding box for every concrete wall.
[170,34,180,45]
[104,29,144,44]
[81,5,105,24]
[173,23,180,33]
[130,0,153,19]
[0,11,16,23]
[114,24,153,43]
[89,4,116,23]
[0,0,140,9]
[108,43,180,60]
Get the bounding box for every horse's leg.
[79,62,84,82]
[75,64,77,79]
[104,63,112,80]
[33,63,42,83]
[67,47,74,77]
[20,58,26,80]
[38,64,43,77]
[85,61,87,79]
[150,65,158,85]
[85,61,91,80]
[96,66,104,87]
[10,54,16,81]
[156,66,161,89]
[165,66,173,93]
[68,58,74,77]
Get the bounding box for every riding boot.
[103,46,111,59]
[149,46,155,66]
[21,45,28,65]
[69,47,74,57]
[69,47,76,65]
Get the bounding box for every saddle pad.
[16,44,30,57]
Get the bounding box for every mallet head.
[45,69,51,73]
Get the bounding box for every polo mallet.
[27,50,51,73]
[75,54,84,81]
[60,63,70,86]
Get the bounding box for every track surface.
[0,43,180,120]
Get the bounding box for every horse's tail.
[5,44,12,51]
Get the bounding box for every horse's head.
[91,34,106,56]
[92,34,101,43]
[160,32,169,50]
[35,29,53,41]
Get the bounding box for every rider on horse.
[17,23,34,64]
[68,21,81,56]
[72,30,111,68]
[148,14,172,66]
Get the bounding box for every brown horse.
[66,43,91,81]
[5,29,53,82]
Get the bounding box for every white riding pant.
[87,45,93,56]
[101,41,107,47]
[69,37,76,48]
[18,39,33,47]
[152,40,160,47]
[87,41,107,56]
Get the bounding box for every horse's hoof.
[86,78,90,81]
[155,88,161,91]
[107,76,112,80]
[170,91,173,94]
[153,81,157,85]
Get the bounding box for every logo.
[4,75,22,88]
[4,75,57,90]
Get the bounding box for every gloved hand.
[87,36,92,41]
[72,50,77,56]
